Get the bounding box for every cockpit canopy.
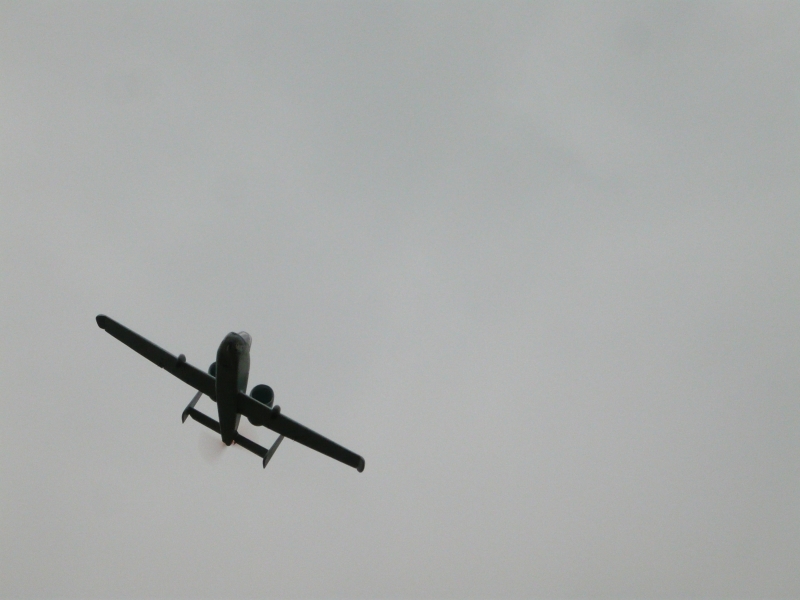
[237,331,252,348]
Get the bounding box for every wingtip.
[96,314,108,329]
[357,457,365,473]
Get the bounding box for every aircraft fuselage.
[215,331,251,445]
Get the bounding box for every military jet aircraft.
[96,315,365,472]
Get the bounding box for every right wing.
[237,392,366,472]
[96,314,216,400]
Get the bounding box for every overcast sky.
[2,2,799,598]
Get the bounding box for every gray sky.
[2,2,799,598]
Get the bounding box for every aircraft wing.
[237,392,366,472]
[96,314,216,399]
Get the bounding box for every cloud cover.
[2,2,799,598]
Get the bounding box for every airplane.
[96,314,365,472]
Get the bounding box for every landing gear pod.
[208,362,216,377]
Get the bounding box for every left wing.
[96,314,216,399]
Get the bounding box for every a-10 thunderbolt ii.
[96,315,365,472]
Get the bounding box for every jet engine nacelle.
[250,384,274,407]
[247,384,275,426]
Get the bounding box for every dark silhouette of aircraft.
[96,315,365,472]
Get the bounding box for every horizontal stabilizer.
[232,430,268,460]
[184,408,283,468]
[232,431,284,468]
[185,407,220,434]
